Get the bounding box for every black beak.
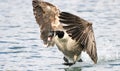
[48,31,54,37]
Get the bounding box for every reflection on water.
[65,67,82,71]
[0,0,120,71]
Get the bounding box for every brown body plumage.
[32,0,98,65]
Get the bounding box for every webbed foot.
[63,62,75,66]
[78,59,83,62]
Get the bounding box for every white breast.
[53,31,77,52]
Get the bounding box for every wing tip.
[32,0,39,8]
[93,55,98,64]
[87,49,98,64]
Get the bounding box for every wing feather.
[59,12,98,63]
[32,0,59,45]
[32,0,98,63]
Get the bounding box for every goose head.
[48,31,64,42]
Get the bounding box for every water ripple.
[17,38,38,41]
[77,9,94,12]
[4,25,20,28]
[109,63,120,66]
[0,51,27,54]
[8,46,26,50]
[0,40,19,44]
[30,55,42,58]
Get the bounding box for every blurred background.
[0,0,120,71]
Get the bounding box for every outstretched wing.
[59,12,98,63]
[32,0,60,45]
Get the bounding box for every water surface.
[0,0,120,71]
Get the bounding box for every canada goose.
[32,0,98,65]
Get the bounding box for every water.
[0,0,120,71]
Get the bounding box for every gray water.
[0,0,120,71]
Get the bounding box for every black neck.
[56,31,64,38]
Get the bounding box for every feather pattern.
[59,12,98,63]
[32,0,60,45]
[32,0,98,64]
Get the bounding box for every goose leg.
[78,58,83,62]
[63,57,75,66]
[73,55,78,63]
[63,56,68,63]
